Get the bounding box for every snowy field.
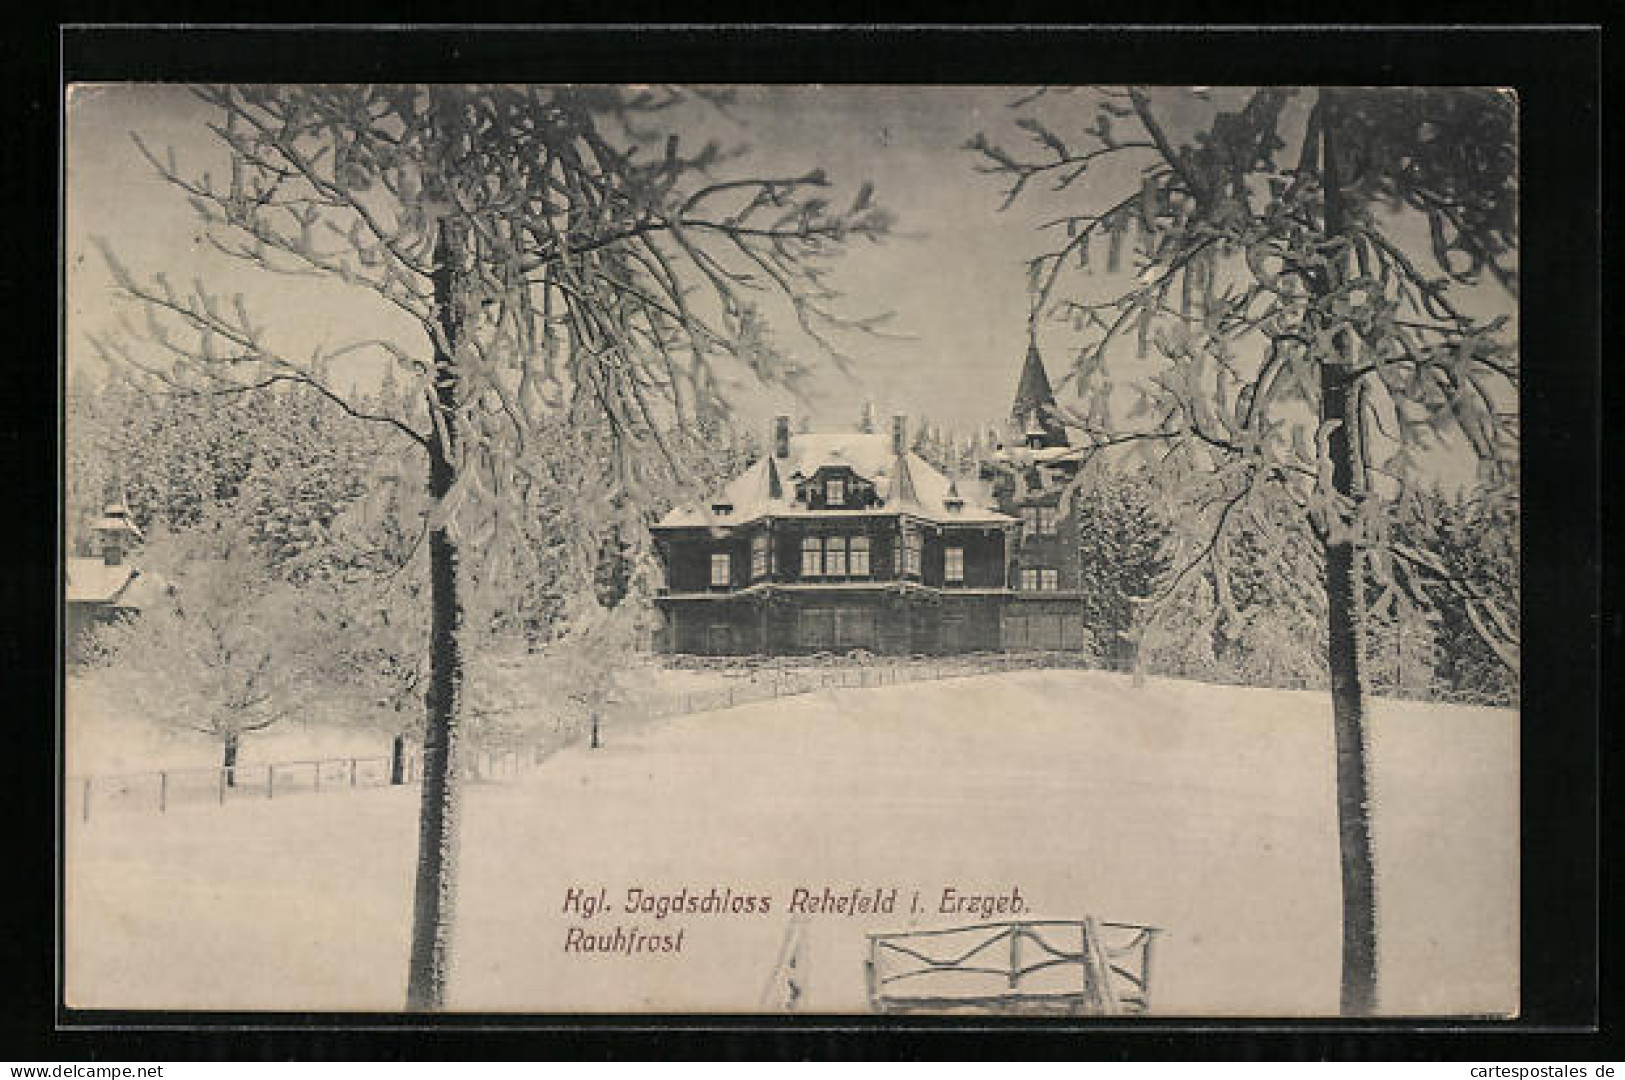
[63,669,1518,1016]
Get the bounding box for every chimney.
[95,501,140,567]
[891,415,907,457]
[774,415,791,459]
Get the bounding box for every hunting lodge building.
[651,346,1098,656]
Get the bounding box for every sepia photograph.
[62,80,1521,1019]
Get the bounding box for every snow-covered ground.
[63,669,1518,1016]
[65,677,398,776]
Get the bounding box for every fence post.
[158,771,167,814]
[218,768,226,806]
[82,777,91,823]
[1142,929,1157,1009]
[350,758,357,787]
[1008,922,1021,990]
[267,764,275,800]
[314,761,322,794]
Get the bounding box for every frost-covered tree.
[972,87,1516,1013]
[65,370,391,583]
[1067,466,1171,664]
[93,84,889,1010]
[83,534,316,781]
[1387,478,1518,703]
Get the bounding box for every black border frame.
[5,21,1607,1060]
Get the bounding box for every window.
[849,535,870,577]
[1022,505,1058,537]
[825,536,848,577]
[710,552,731,587]
[902,528,922,576]
[1017,567,1058,591]
[751,534,770,580]
[944,545,964,584]
[801,537,822,577]
[826,478,845,505]
[799,534,869,580]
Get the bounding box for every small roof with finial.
[1011,340,1070,449]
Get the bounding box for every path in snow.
[64,670,1517,1016]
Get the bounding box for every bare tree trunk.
[222,731,239,788]
[1320,96,1379,1016]
[390,732,406,786]
[406,220,466,1012]
[1320,367,1378,1015]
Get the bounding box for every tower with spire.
[1010,341,1069,450]
[978,339,1091,650]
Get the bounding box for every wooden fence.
[68,744,547,824]
[865,918,1161,1016]
[69,649,1507,823]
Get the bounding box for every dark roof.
[1011,341,1070,449]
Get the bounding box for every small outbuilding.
[64,500,166,663]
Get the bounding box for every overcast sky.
[65,85,1516,442]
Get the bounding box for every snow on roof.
[656,432,1015,529]
[991,443,1090,467]
[65,559,137,604]
[65,560,169,607]
[92,517,143,537]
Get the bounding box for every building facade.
[651,345,1099,656]
[64,499,165,663]
[652,416,1016,655]
[984,342,1096,652]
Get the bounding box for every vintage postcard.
[62,82,1520,1018]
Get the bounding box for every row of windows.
[711,536,967,585]
[714,542,1055,589]
[802,535,871,578]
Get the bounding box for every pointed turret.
[1010,341,1069,449]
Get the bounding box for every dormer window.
[711,501,734,516]
[826,478,845,506]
